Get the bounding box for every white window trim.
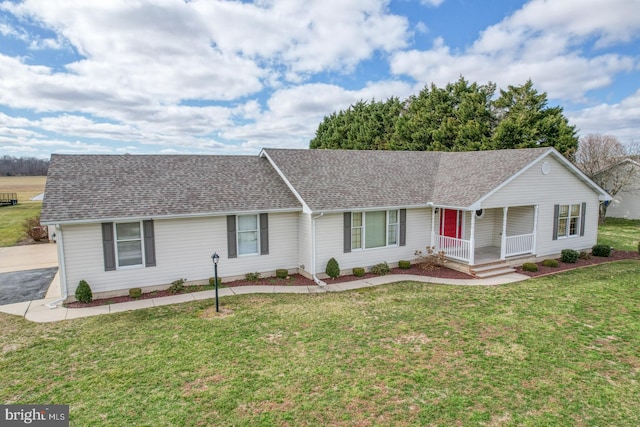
[557,203,582,239]
[351,210,400,251]
[114,221,145,269]
[237,214,260,256]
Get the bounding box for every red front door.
[440,209,461,238]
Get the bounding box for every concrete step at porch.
[470,261,516,279]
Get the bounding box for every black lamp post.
[211,252,220,312]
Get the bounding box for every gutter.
[311,212,326,287]
[46,225,68,309]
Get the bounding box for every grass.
[1,261,639,426]
[0,202,42,246]
[598,217,640,252]
[0,176,46,246]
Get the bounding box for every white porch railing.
[435,235,471,262]
[505,233,535,257]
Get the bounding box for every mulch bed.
[64,265,471,308]
[515,250,639,277]
[66,252,640,308]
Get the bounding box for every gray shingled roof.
[41,154,301,223]
[263,147,552,211]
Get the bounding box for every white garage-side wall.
[297,213,312,276]
[313,208,432,275]
[481,155,601,256]
[60,212,299,297]
[606,188,640,219]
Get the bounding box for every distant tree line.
[310,77,578,159]
[0,156,49,176]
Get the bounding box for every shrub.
[325,257,340,279]
[208,277,223,287]
[352,267,365,277]
[541,259,559,268]
[23,216,48,241]
[245,272,261,282]
[129,288,142,298]
[370,262,390,276]
[398,260,411,269]
[276,269,289,279]
[561,249,579,263]
[579,251,591,260]
[592,244,611,257]
[75,280,93,303]
[168,278,186,294]
[522,263,539,272]
[415,246,447,271]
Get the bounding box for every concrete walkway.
[0,271,530,323]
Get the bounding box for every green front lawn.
[1,261,639,426]
[598,217,640,251]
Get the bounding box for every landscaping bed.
[65,264,471,308]
[516,249,639,277]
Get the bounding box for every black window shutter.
[552,204,559,240]
[260,213,269,255]
[399,209,407,246]
[343,212,351,253]
[580,202,586,236]
[143,220,156,267]
[102,222,116,271]
[227,215,237,258]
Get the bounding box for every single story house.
[41,147,611,302]
[598,158,640,219]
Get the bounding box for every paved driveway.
[0,244,59,305]
[0,267,59,305]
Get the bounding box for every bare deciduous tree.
[575,134,640,222]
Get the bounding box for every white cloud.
[420,0,445,7]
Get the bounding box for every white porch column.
[469,210,476,265]
[532,205,539,254]
[500,207,508,259]
[431,208,436,249]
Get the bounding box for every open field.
[1,261,639,426]
[0,176,47,202]
[598,217,640,252]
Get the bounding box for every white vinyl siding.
[352,210,399,250]
[60,213,299,297]
[481,155,600,256]
[316,208,431,274]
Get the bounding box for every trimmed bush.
[398,260,411,269]
[370,262,390,276]
[561,249,579,263]
[522,263,539,272]
[129,288,142,298]
[245,272,261,282]
[592,244,611,257]
[325,257,340,279]
[75,280,93,303]
[168,278,186,294]
[209,277,223,287]
[352,267,365,277]
[276,269,289,279]
[541,259,559,268]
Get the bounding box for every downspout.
[311,212,326,286]
[46,225,68,309]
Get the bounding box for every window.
[557,204,581,238]
[351,210,399,250]
[237,215,259,255]
[115,222,143,267]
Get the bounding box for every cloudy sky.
[0,0,638,159]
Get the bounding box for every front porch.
[432,206,538,266]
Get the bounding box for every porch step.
[470,261,516,279]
